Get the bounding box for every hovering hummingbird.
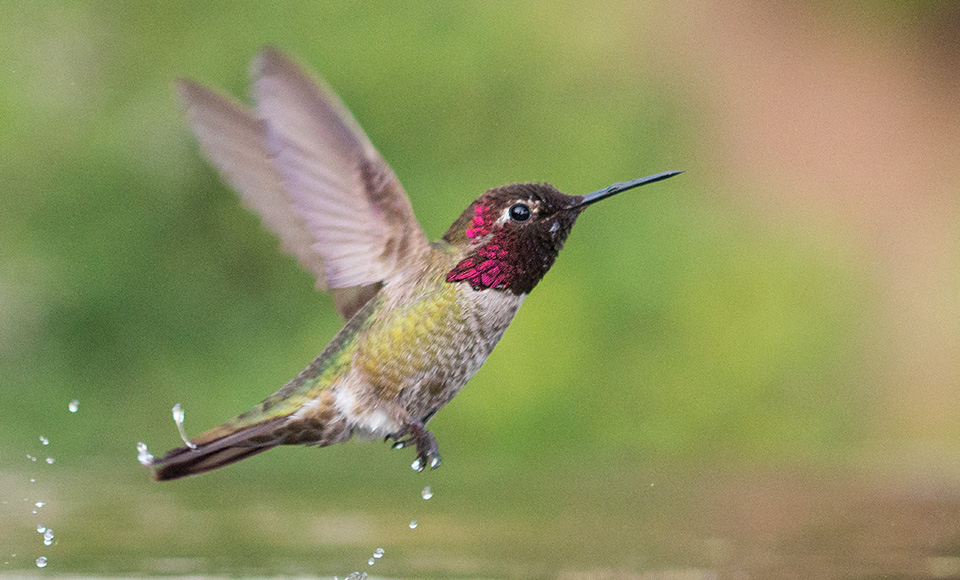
[149,47,681,481]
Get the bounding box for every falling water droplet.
[30,479,35,483]
[39,436,49,446]
[69,400,79,413]
[421,486,433,500]
[37,525,46,534]
[409,519,418,529]
[137,442,154,466]
[35,557,47,568]
[373,548,384,559]
[367,558,374,566]
[45,458,54,465]
[411,458,422,471]
[35,502,44,508]
[172,404,198,449]
[43,530,54,546]
[26,455,36,462]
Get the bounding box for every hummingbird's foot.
[388,422,441,471]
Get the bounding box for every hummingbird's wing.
[253,47,432,317]
[177,47,430,320]
[177,81,328,287]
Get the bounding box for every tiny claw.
[398,421,441,473]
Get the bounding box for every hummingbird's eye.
[508,203,531,222]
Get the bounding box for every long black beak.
[576,170,683,208]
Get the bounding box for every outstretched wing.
[177,47,430,319]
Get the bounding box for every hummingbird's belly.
[335,284,526,439]
[333,386,401,440]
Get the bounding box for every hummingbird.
[149,47,681,481]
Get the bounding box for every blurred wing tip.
[257,44,283,59]
[175,78,227,114]
[251,45,296,80]
[174,77,200,104]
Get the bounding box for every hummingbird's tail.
[150,418,287,481]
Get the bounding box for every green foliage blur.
[0,2,878,475]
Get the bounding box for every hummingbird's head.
[443,183,580,295]
[442,171,682,295]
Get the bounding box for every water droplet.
[43,530,54,546]
[69,400,79,413]
[30,479,35,483]
[429,456,441,469]
[373,548,384,559]
[35,502,44,508]
[45,458,54,465]
[367,558,374,566]
[172,404,198,449]
[39,436,49,446]
[137,442,154,466]
[421,486,433,500]
[26,455,36,462]
[411,458,422,471]
[36,557,47,568]
[409,519,418,529]
[37,525,46,534]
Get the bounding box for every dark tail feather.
[150,419,285,481]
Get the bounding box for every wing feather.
[177,47,431,320]
[177,80,327,284]
[253,47,430,298]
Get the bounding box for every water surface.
[2,452,958,579]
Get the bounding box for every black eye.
[509,203,531,222]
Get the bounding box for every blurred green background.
[2,1,960,578]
